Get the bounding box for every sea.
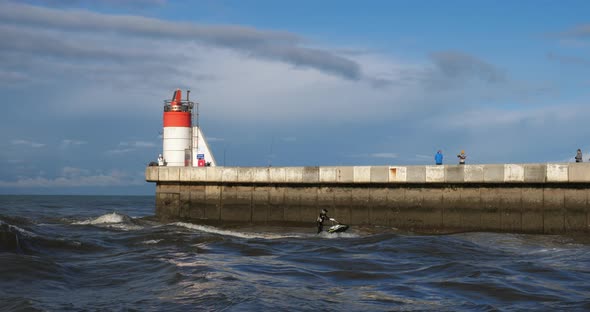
[0,195,589,311]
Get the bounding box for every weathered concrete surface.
[333,187,352,224]
[369,188,389,226]
[204,185,221,220]
[544,188,564,234]
[389,166,407,183]
[564,189,587,232]
[337,167,354,183]
[269,168,286,183]
[187,185,206,220]
[351,188,370,224]
[524,164,546,183]
[406,166,426,183]
[320,167,337,183]
[303,167,319,183]
[483,165,504,183]
[146,167,158,181]
[147,163,590,184]
[547,164,568,182]
[402,188,438,231]
[149,163,590,234]
[445,166,464,183]
[268,187,284,221]
[370,167,389,183]
[220,185,251,222]
[426,166,444,183]
[441,187,462,230]
[464,165,484,182]
[480,188,501,231]
[159,167,180,182]
[283,187,302,222]
[190,167,207,181]
[251,186,270,222]
[285,167,303,183]
[569,164,590,182]
[222,167,239,183]
[206,167,221,182]
[500,188,521,232]
[353,166,371,183]
[459,188,482,231]
[504,164,524,182]
[521,188,543,233]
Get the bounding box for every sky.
[1,0,590,195]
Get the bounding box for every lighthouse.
[161,89,216,167]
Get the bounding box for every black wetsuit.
[317,212,330,233]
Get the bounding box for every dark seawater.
[1,195,589,311]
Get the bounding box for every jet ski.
[328,223,349,233]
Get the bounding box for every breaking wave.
[73,212,142,231]
[171,222,309,239]
[171,222,359,239]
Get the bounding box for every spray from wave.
[171,222,359,239]
[73,212,142,231]
[171,222,310,239]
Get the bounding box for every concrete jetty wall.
[145,163,590,234]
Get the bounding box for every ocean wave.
[73,212,130,225]
[0,214,35,227]
[72,212,142,231]
[0,296,43,312]
[0,220,101,253]
[0,220,37,238]
[142,239,163,245]
[0,221,27,252]
[171,222,310,240]
[171,222,360,240]
[316,231,359,239]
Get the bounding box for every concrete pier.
[146,163,590,234]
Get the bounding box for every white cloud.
[105,148,135,156]
[369,153,398,159]
[61,139,87,148]
[206,137,225,142]
[110,141,157,155]
[119,141,156,148]
[133,141,156,148]
[61,166,90,177]
[0,2,361,80]
[11,139,45,148]
[347,152,398,159]
[281,137,297,142]
[432,104,581,130]
[0,1,541,126]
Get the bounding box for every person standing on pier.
[457,150,467,165]
[575,149,583,163]
[435,150,443,165]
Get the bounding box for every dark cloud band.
[0,2,362,80]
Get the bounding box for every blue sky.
[1,0,589,195]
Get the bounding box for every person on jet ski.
[316,209,337,233]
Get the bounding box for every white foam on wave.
[74,212,126,225]
[172,222,306,239]
[453,232,575,256]
[73,212,142,231]
[0,220,37,238]
[142,239,162,245]
[105,223,143,231]
[317,231,359,239]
